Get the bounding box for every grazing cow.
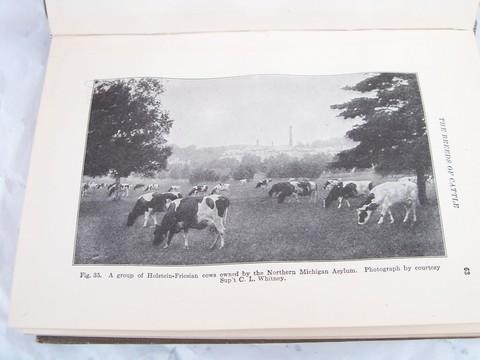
[168,185,181,192]
[268,182,298,203]
[81,182,89,197]
[239,179,248,184]
[323,179,342,190]
[296,180,319,203]
[144,184,160,192]
[356,181,418,225]
[120,183,131,197]
[323,180,373,208]
[188,185,208,196]
[255,178,271,188]
[127,191,182,227]
[134,183,145,190]
[211,183,230,194]
[153,195,230,249]
[323,182,358,208]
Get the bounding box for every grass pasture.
[75,173,445,265]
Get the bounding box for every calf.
[268,182,298,203]
[188,185,208,196]
[211,183,230,194]
[153,195,230,249]
[127,191,182,227]
[356,181,418,225]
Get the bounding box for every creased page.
[45,0,479,35]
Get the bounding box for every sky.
[160,73,370,148]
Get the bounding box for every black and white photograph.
[75,73,445,265]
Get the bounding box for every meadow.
[74,173,445,265]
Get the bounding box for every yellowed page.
[8,29,480,337]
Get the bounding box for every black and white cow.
[153,195,230,249]
[211,183,230,194]
[120,183,131,197]
[188,185,208,196]
[323,180,373,208]
[323,182,358,208]
[168,185,181,192]
[295,180,318,203]
[268,182,298,203]
[255,178,272,188]
[323,179,342,190]
[144,184,160,192]
[127,191,182,227]
[356,181,418,225]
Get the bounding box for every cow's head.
[356,194,378,225]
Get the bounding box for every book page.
[45,0,479,35]
[9,29,480,337]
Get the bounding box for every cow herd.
[81,174,432,250]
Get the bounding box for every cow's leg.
[210,219,226,249]
[183,230,189,250]
[338,197,343,208]
[345,199,351,208]
[164,231,175,249]
[403,205,411,223]
[143,209,152,227]
[411,203,417,223]
[388,209,395,223]
[377,206,386,225]
[153,213,158,226]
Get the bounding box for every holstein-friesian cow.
[153,195,230,249]
[188,185,208,196]
[168,185,181,192]
[323,180,373,208]
[144,184,160,192]
[268,182,298,203]
[120,183,131,197]
[323,182,358,208]
[296,180,319,203]
[323,179,342,191]
[127,191,182,227]
[211,183,230,194]
[255,178,272,188]
[356,181,418,225]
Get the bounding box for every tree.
[330,73,432,204]
[84,78,173,189]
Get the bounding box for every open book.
[8,0,480,342]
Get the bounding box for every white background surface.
[1,0,480,358]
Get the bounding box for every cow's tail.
[188,189,196,196]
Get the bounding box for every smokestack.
[289,125,293,147]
